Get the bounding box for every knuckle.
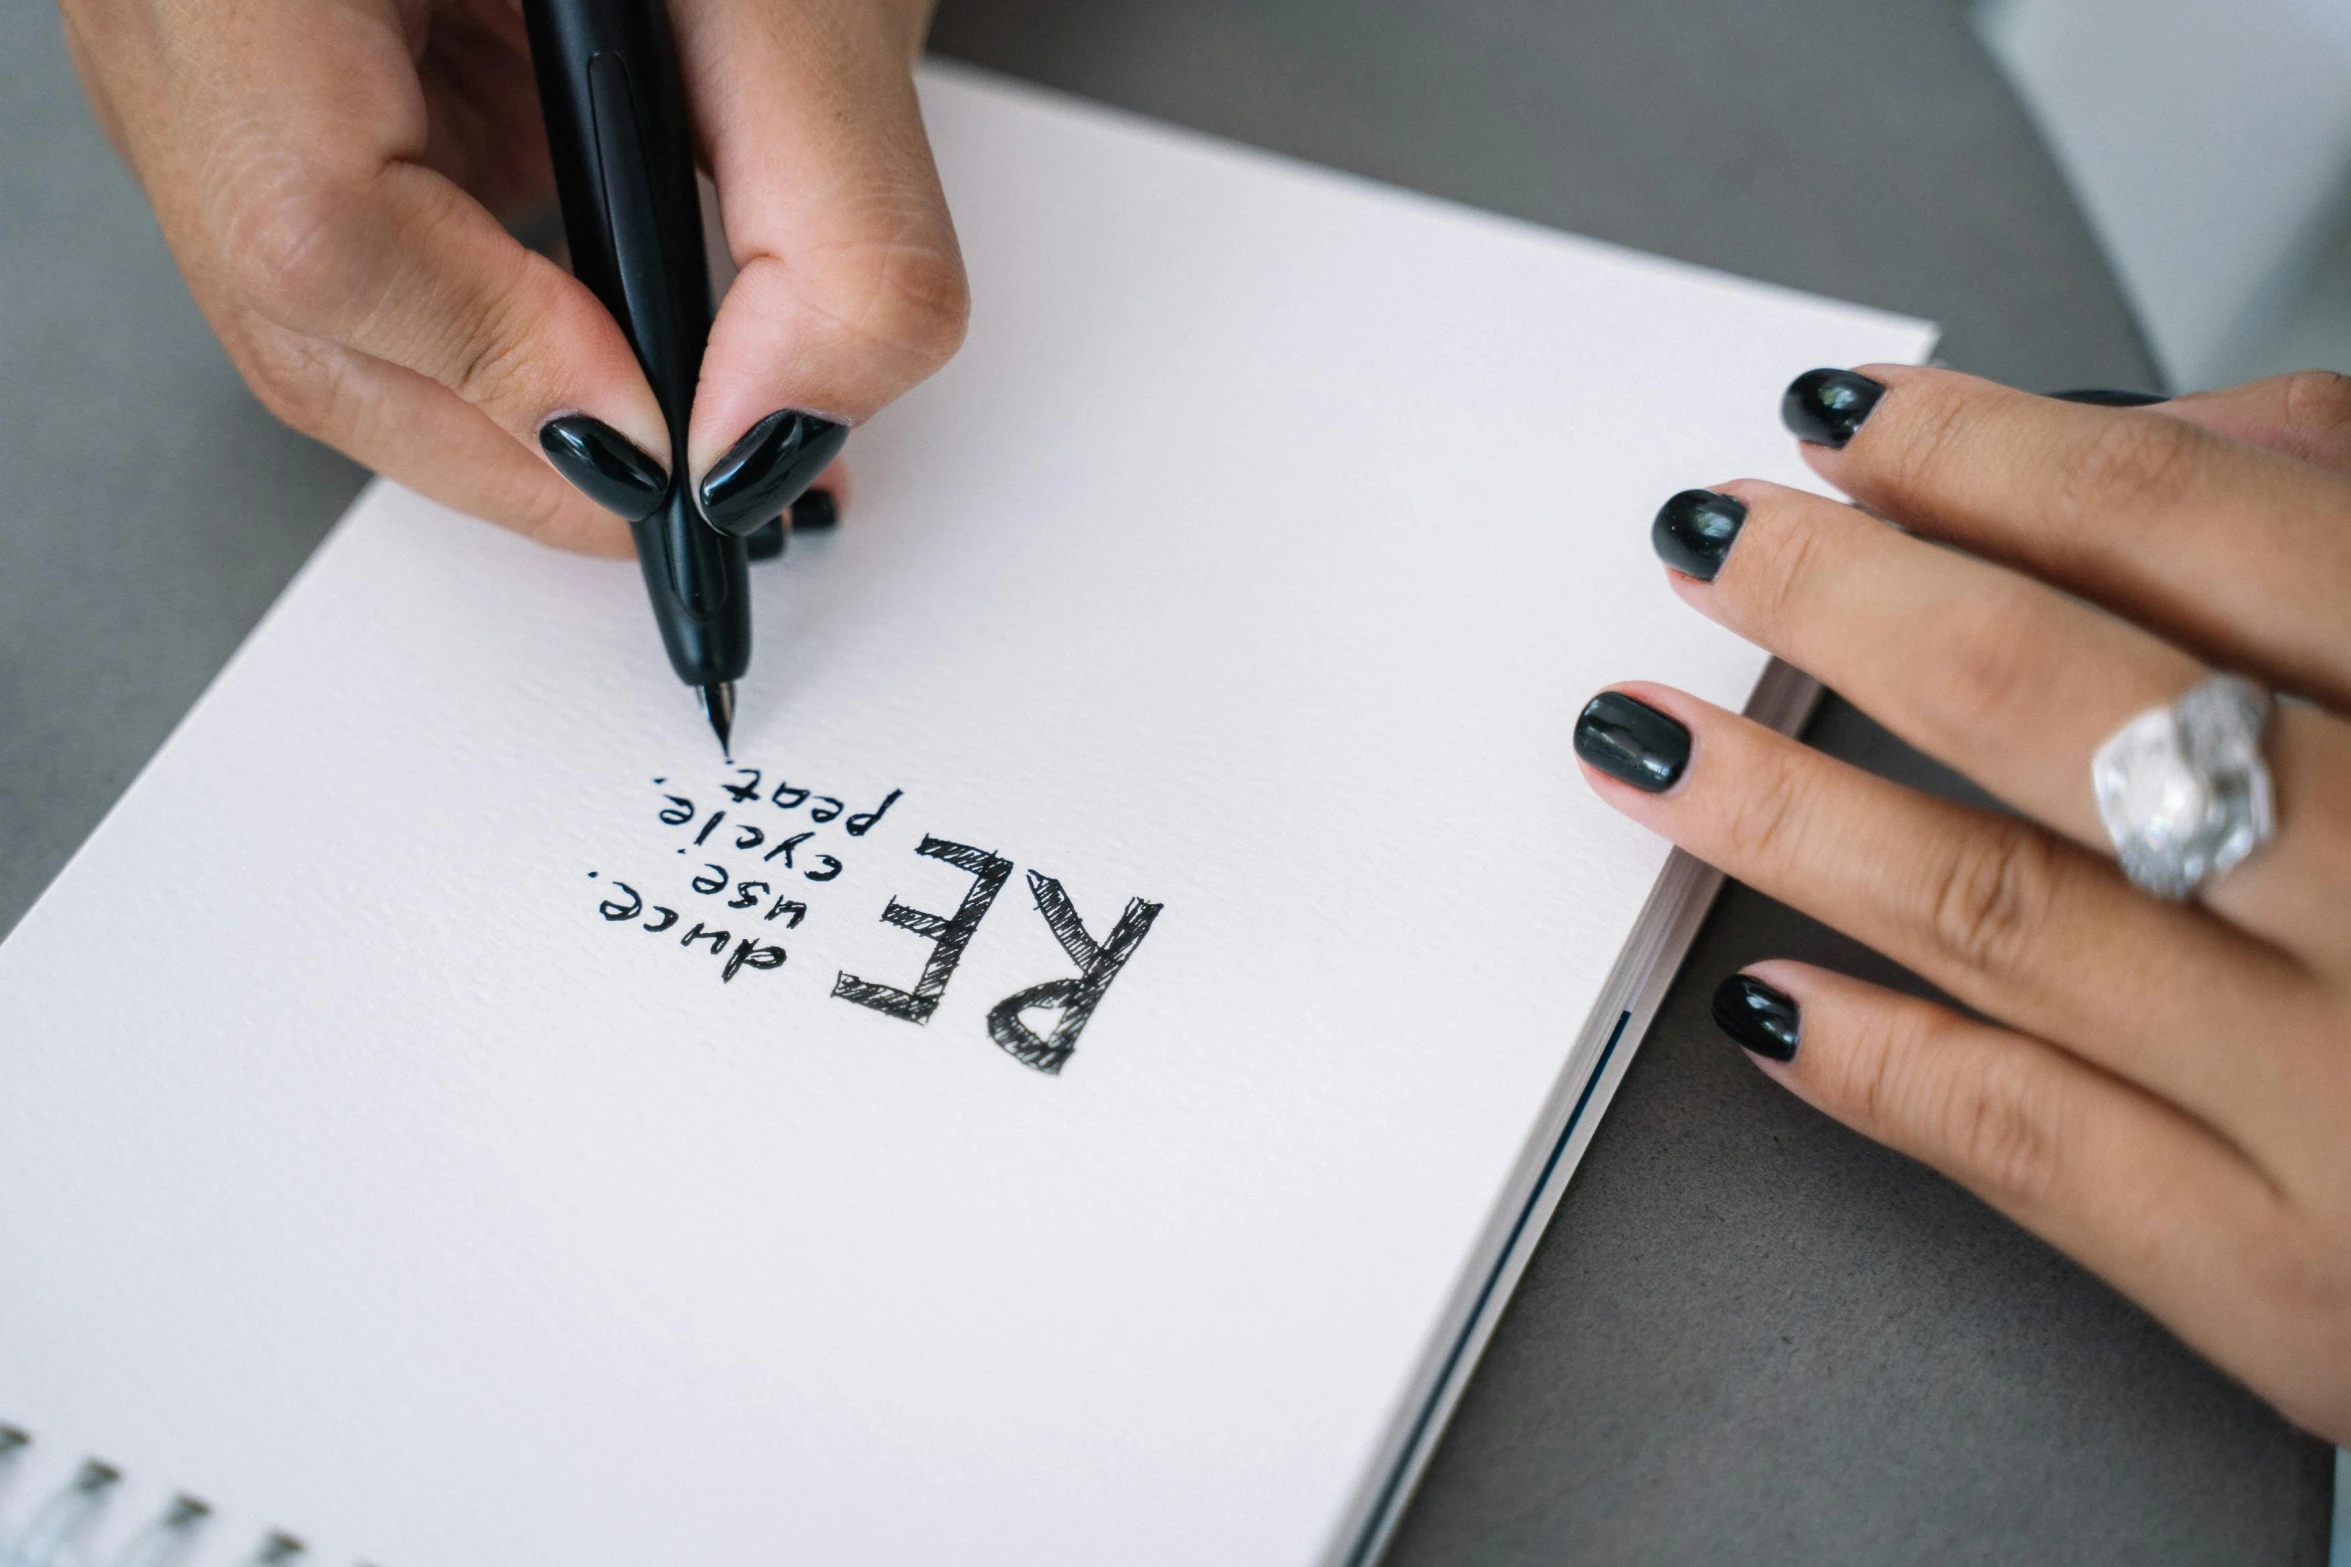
[1946,1051,2067,1209]
[2050,411,2203,531]
[1868,376,1980,501]
[407,193,556,415]
[2263,1230,2351,1332]
[234,322,352,439]
[2247,1216,2351,1431]
[1930,583,2064,740]
[443,280,542,415]
[810,240,971,372]
[511,480,586,549]
[1834,999,1929,1132]
[218,169,368,327]
[2276,369,2351,439]
[870,245,972,368]
[1736,501,1833,628]
[1839,1002,2065,1210]
[473,459,595,553]
[1719,738,1810,869]
[1919,819,2064,984]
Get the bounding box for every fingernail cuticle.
[1713,973,1800,1062]
[699,410,850,537]
[1781,368,1886,448]
[539,414,668,521]
[1652,489,1748,580]
[1573,691,1691,793]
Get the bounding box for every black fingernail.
[791,487,839,530]
[1573,691,1690,792]
[745,489,839,562]
[698,410,850,537]
[539,414,668,521]
[2050,388,2168,407]
[1712,973,1800,1062]
[1651,489,1748,581]
[744,516,787,561]
[1781,368,1886,448]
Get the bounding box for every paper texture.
[0,64,1933,1566]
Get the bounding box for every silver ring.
[2091,673,2275,900]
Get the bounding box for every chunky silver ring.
[2091,673,2275,900]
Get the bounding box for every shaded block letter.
[831,836,1011,1024]
[986,872,1162,1075]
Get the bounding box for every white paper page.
[0,64,1933,1567]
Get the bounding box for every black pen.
[522,0,747,753]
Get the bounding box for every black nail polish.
[1573,691,1690,792]
[1781,368,1886,448]
[1712,973,1800,1062]
[698,410,849,537]
[791,487,839,531]
[1651,489,1748,581]
[2050,388,2168,407]
[539,414,668,521]
[744,489,839,562]
[744,516,787,561]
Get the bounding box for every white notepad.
[0,63,1932,1567]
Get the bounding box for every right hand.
[1579,368,2351,1440]
[60,0,970,556]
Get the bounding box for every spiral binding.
[0,1426,353,1567]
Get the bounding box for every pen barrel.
[524,0,750,687]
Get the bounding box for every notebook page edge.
[0,487,384,950]
[1325,659,1824,1566]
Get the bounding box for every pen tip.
[699,681,735,758]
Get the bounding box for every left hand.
[1574,366,2351,1440]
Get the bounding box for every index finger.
[1571,683,2329,1174]
[109,0,671,524]
[1787,365,2351,708]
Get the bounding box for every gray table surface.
[0,0,2332,1561]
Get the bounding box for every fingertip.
[1663,568,1711,609]
[1712,961,1866,1095]
[694,409,851,536]
[1710,967,1802,1064]
[684,245,934,472]
[607,398,671,478]
[814,457,851,509]
[565,353,670,473]
[1737,960,1902,1022]
[1781,367,1888,448]
[537,413,669,522]
[1741,957,1833,998]
[1572,684,1698,796]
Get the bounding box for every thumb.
[673,0,968,535]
